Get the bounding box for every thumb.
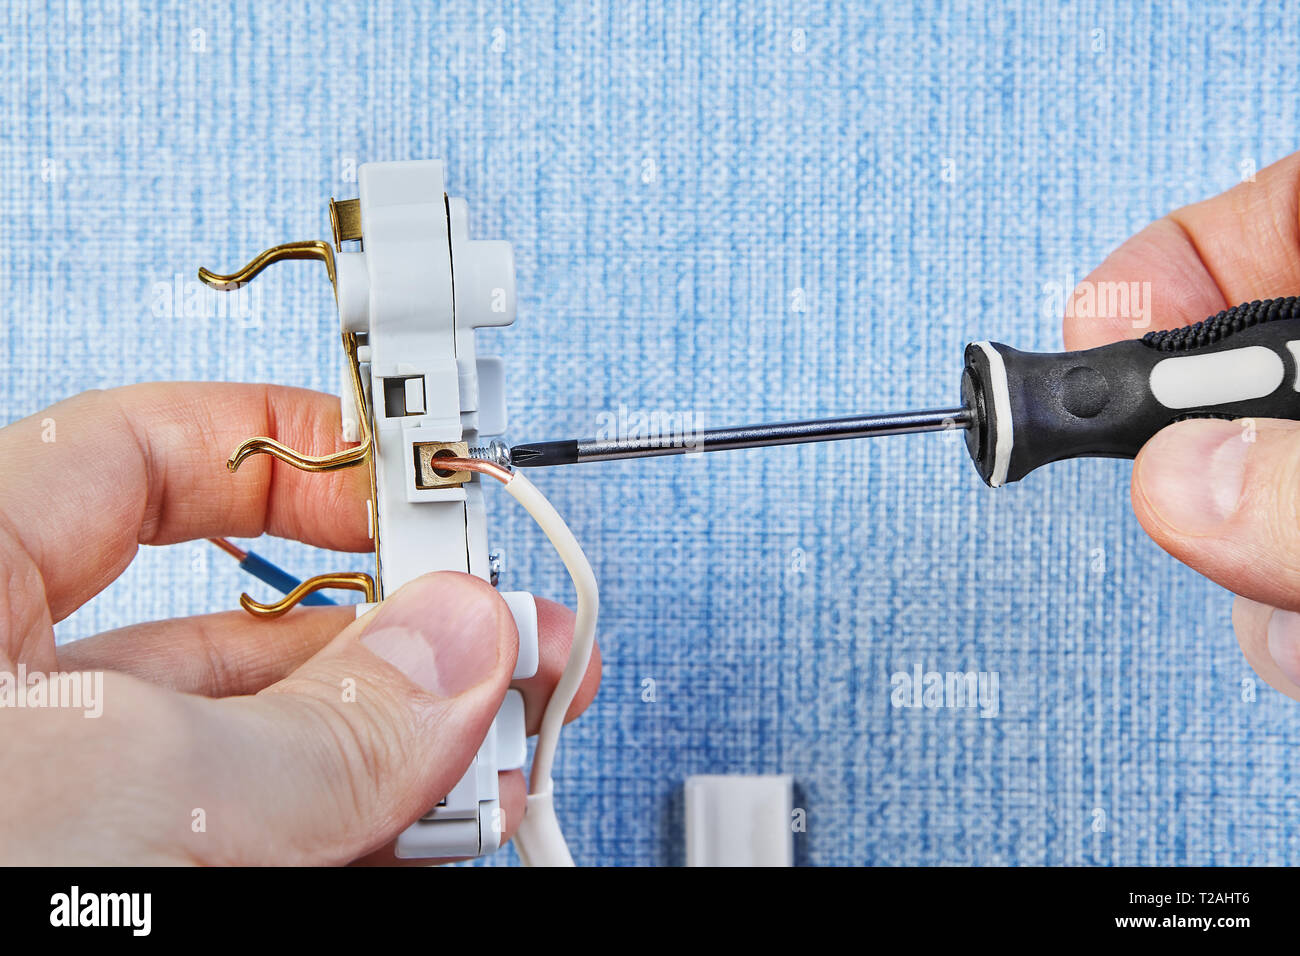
[187,570,518,865]
[1130,417,1300,611]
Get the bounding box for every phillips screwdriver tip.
[508,440,579,468]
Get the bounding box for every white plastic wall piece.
[495,690,528,771]
[335,161,534,859]
[500,591,539,680]
[684,774,794,867]
[474,355,508,436]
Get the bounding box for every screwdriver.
[507,298,1300,486]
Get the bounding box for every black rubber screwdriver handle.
[960,298,1300,486]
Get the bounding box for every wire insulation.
[438,458,598,867]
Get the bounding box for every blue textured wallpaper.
[2,0,1298,865]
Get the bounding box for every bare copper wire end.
[435,457,513,486]
[208,536,247,561]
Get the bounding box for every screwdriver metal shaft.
[506,300,1300,485]
[509,406,972,467]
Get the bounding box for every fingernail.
[1135,420,1249,535]
[1267,609,1300,687]
[361,573,504,698]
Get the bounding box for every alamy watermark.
[890,663,999,718]
[0,665,103,718]
[1042,272,1152,329]
[150,273,263,327]
[594,404,705,454]
[50,886,150,936]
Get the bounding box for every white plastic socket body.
[334,160,537,859]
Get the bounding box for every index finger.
[0,382,371,622]
[1063,151,1300,351]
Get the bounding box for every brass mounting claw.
[239,571,377,618]
[201,236,381,613]
[328,198,363,250]
[200,239,370,473]
[198,239,337,292]
[225,331,373,473]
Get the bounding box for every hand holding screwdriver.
[1048,154,1300,704]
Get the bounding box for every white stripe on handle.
[1148,346,1284,410]
[972,341,1014,487]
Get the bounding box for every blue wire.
[238,551,337,606]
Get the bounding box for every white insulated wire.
[493,470,597,867]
